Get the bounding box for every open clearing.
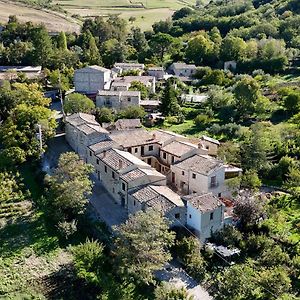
[54,0,196,30]
[0,1,80,32]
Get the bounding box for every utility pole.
[59,72,66,120]
[36,124,43,156]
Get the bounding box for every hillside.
[0,0,80,32]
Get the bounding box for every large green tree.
[45,152,93,237]
[113,209,175,284]
[64,93,95,114]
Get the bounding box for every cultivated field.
[0,0,80,32]
[54,0,196,30]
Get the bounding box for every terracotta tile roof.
[76,65,110,73]
[114,119,142,130]
[120,168,146,182]
[66,113,99,127]
[174,154,224,175]
[130,185,158,203]
[110,129,157,147]
[89,139,117,153]
[101,149,133,171]
[161,140,196,157]
[201,135,220,145]
[183,193,223,213]
[130,185,184,212]
[171,63,197,69]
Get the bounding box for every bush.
[194,114,211,128]
[117,105,146,119]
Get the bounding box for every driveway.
[156,261,213,300]
[89,175,128,228]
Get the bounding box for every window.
[122,182,126,191]
[210,212,214,220]
[148,145,153,151]
[89,151,92,156]
[171,156,175,164]
[135,148,138,153]
[112,171,115,179]
[218,193,222,197]
[189,214,192,219]
[206,146,209,150]
[182,171,185,176]
[127,97,131,102]
[133,200,136,206]
[96,159,99,165]
[147,158,151,165]
[175,213,180,219]
[163,152,166,159]
[128,147,132,153]
[211,176,217,187]
[113,188,115,194]
[192,173,196,179]
[104,166,107,173]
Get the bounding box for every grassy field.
[54,0,196,30]
[0,0,80,32]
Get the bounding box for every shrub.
[194,114,211,128]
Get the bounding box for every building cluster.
[65,113,242,241]
[73,62,205,113]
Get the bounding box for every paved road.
[156,261,213,300]
[89,174,128,227]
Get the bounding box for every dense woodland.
[0,0,300,299]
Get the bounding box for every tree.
[117,105,145,119]
[154,283,193,300]
[241,169,262,191]
[45,152,93,236]
[57,31,68,51]
[64,93,95,114]
[150,33,177,61]
[71,239,105,286]
[129,16,136,24]
[233,76,261,119]
[185,34,214,65]
[82,30,101,65]
[113,209,175,284]
[175,236,206,281]
[234,191,266,228]
[31,26,53,66]
[95,107,114,124]
[0,104,56,160]
[159,78,180,116]
[283,90,300,114]
[129,81,149,99]
[220,36,247,62]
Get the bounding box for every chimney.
[119,159,123,170]
[152,133,156,140]
[103,150,106,158]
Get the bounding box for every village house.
[74,65,113,94]
[183,193,225,242]
[0,66,43,81]
[200,135,220,156]
[169,62,197,78]
[170,154,229,197]
[111,76,156,93]
[94,148,166,206]
[113,62,145,75]
[65,113,109,160]
[96,90,141,110]
[147,66,165,80]
[128,185,186,227]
